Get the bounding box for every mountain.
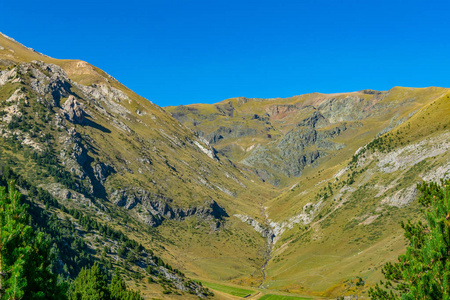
[1,32,449,299]
[0,32,275,299]
[167,87,450,297]
[167,88,447,187]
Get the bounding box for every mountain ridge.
[0,32,275,299]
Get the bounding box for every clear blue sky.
[1,0,449,106]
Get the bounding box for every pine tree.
[70,266,143,300]
[110,270,127,300]
[369,179,450,299]
[110,270,142,300]
[68,263,109,300]
[0,180,67,299]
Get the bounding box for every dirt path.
[247,291,262,299]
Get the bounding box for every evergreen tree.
[110,270,127,300]
[0,180,67,299]
[70,266,142,300]
[68,263,109,300]
[110,270,142,300]
[369,179,450,299]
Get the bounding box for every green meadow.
[197,281,255,297]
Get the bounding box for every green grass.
[258,295,311,300]
[196,280,254,297]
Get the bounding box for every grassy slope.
[262,90,450,298]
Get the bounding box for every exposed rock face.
[382,185,418,207]
[0,60,72,107]
[318,96,372,123]
[206,125,259,145]
[62,95,85,124]
[59,128,114,198]
[215,101,235,117]
[93,162,114,184]
[266,104,300,119]
[377,132,450,174]
[268,201,320,244]
[0,67,18,86]
[6,89,26,103]
[42,182,106,211]
[156,267,210,298]
[206,126,231,144]
[241,118,347,183]
[27,61,72,106]
[278,127,317,152]
[110,188,228,227]
[60,128,90,180]
[296,110,328,128]
[234,214,274,240]
[78,83,131,118]
[193,139,219,161]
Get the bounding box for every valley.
[0,31,449,299]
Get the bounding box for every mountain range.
[0,32,449,299]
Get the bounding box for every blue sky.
[1,0,449,106]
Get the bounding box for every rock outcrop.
[62,95,86,124]
[215,101,235,117]
[110,187,228,227]
[93,162,114,184]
